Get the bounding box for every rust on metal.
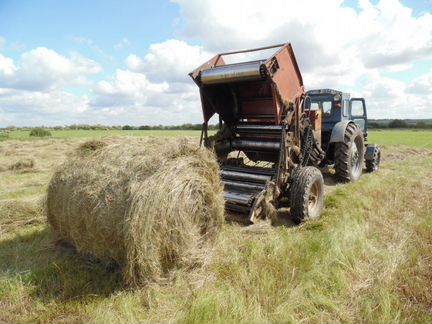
[190,43,304,125]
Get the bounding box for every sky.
[0,0,431,127]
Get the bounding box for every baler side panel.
[266,44,304,122]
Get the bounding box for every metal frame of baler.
[190,43,314,222]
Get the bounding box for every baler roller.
[223,191,254,206]
[236,124,283,132]
[235,124,284,138]
[222,180,265,193]
[234,139,280,151]
[200,61,266,85]
[220,170,272,184]
[216,139,280,152]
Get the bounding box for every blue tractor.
[306,89,381,182]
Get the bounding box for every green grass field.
[3,129,432,149]
[0,130,431,323]
[368,129,432,148]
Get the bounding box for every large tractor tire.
[334,123,364,182]
[365,145,381,172]
[290,166,324,224]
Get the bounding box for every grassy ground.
[368,129,432,148]
[0,131,431,323]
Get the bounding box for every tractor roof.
[306,89,350,97]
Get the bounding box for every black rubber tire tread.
[334,123,364,182]
[366,146,381,172]
[290,166,324,224]
[309,144,326,166]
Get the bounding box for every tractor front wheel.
[334,123,364,182]
[366,145,381,172]
[290,166,324,224]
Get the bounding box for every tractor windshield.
[310,100,332,117]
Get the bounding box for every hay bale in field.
[46,137,224,286]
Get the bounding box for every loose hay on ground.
[8,158,35,171]
[75,140,107,156]
[46,137,225,286]
[0,198,45,234]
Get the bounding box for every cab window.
[322,101,332,115]
[343,99,349,116]
[351,100,365,116]
[310,102,320,110]
[310,101,332,115]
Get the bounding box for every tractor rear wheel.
[334,123,364,182]
[290,166,324,224]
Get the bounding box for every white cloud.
[89,68,204,125]
[0,47,102,91]
[1,0,432,126]
[175,0,432,68]
[0,87,90,126]
[172,0,432,119]
[406,69,432,94]
[362,71,432,118]
[125,39,213,83]
[0,48,100,126]
[0,53,17,76]
[93,69,169,106]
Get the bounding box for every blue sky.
[0,1,178,74]
[0,0,431,126]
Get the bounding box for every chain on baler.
[299,125,314,166]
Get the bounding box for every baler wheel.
[290,167,324,224]
[334,123,364,182]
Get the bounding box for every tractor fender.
[329,121,354,143]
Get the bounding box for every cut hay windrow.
[46,137,224,286]
[0,198,45,235]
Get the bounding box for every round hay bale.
[46,137,224,286]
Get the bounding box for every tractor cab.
[306,89,368,149]
[305,89,380,181]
